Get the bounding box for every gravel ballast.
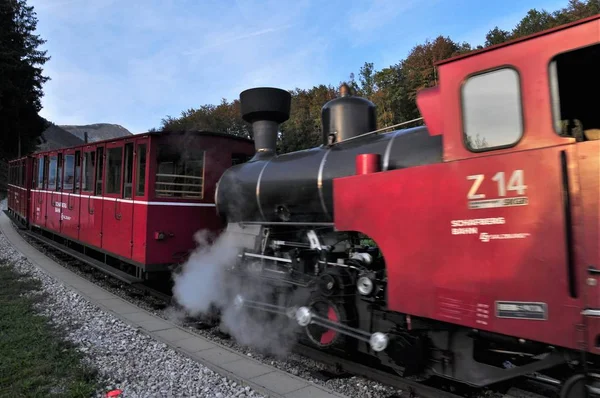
[0,205,264,398]
[14,234,406,398]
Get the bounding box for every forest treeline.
[157,0,599,154]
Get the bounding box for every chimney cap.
[240,87,291,125]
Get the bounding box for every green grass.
[0,262,100,397]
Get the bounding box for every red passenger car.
[7,156,33,226]
[24,130,254,280]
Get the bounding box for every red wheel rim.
[320,306,338,345]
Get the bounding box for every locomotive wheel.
[304,296,347,349]
[560,371,600,398]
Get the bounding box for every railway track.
[7,215,556,398]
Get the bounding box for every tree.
[485,27,511,46]
[278,85,337,153]
[0,0,51,159]
[358,62,375,98]
[398,36,471,121]
[511,9,556,38]
[160,98,249,138]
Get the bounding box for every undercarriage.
[215,222,600,397]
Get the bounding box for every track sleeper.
[310,368,353,381]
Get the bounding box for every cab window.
[462,67,523,151]
[549,43,600,141]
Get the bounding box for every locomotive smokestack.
[240,87,291,158]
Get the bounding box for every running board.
[22,229,142,284]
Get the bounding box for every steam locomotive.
[215,15,600,397]
[6,15,600,397]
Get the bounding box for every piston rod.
[233,295,293,317]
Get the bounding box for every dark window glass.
[74,151,81,193]
[106,147,123,195]
[136,144,147,196]
[549,43,600,141]
[123,143,134,199]
[82,152,95,192]
[156,150,204,199]
[95,148,104,195]
[64,155,75,192]
[56,154,63,191]
[48,156,57,190]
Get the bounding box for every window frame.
[74,150,81,193]
[63,152,76,193]
[103,142,123,198]
[122,142,134,199]
[135,141,148,198]
[155,149,206,200]
[95,146,104,196]
[460,65,525,153]
[47,155,58,191]
[547,42,600,137]
[81,149,96,194]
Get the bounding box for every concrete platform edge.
[0,212,348,398]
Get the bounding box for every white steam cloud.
[170,227,302,357]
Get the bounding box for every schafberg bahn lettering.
[450,217,505,235]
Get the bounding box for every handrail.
[156,173,203,180]
[330,117,424,145]
[156,189,202,195]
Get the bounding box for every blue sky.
[30,0,568,133]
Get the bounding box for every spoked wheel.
[560,372,600,398]
[305,296,347,349]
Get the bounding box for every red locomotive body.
[15,131,254,280]
[335,15,600,354]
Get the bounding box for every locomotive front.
[215,85,442,224]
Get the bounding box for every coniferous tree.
[0,0,51,159]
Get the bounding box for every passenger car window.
[156,150,204,199]
[462,68,523,151]
[48,156,57,190]
[136,144,147,196]
[64,155,75,192]
[95,147,104,195]
[123,143,134,199]
[106,147,123,195]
